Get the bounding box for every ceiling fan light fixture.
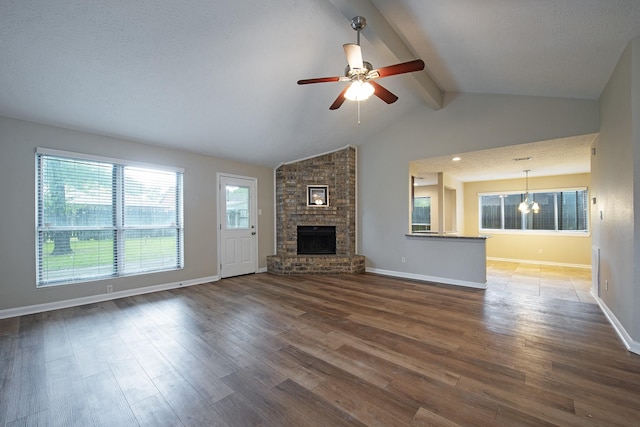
[344,80,374,101]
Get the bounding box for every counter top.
[405,233,490,241]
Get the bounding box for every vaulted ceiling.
[1,1,639,168]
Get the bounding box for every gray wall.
[0,116,274,311]
[358,93,599,279]
[593,36,640,344]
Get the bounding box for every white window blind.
[36,149,184,286]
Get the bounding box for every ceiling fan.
[297,16,425,111]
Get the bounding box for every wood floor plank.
[5,409,49,427]
[273,378,368,427]
[212,392,273,427]
[109,358,160,406]
[0,335,18,425]
[152,369,228,427]
[125,339,175,380]
[1,271,640,426]
[281,345,419,425]
[82,370,139,427]
[149,335,234,404]
[45,355,95,426]
[410,406,462,427]
[386,370,500,426]
[130,393,185,427]
[279,330,396,388]
[220,366,320,426]
[0,317,20,337]
[42,309,74,363]
[5,335,48,424]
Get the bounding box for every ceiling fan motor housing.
[345,61,373,78]
[350,16,366,31]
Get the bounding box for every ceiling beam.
[328,0,443,110]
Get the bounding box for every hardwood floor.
[1,271,639,426]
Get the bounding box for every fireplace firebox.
[297,226,336,255]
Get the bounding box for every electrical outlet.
[401,256,406,263]
[106,285,113,294]
[605,280,608,291]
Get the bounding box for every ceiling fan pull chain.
[357,99,361,124]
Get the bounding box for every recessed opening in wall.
[297,226,336,255]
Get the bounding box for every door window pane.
[226,185,249,229]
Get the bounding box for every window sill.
[479,229,591,237]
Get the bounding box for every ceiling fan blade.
[369,81,398,104]
[329,86,350,110]
[343,43,364,71]
[297,76,342,85]
[371,59,425,78]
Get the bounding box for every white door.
[219,174,257,278]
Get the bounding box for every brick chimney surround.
[267,147,365,274]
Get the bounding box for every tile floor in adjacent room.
[486,259,595,304]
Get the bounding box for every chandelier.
[518,170,540,214]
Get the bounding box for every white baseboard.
[487,257,591,269]
[366,268,487,289]
[257,267,268,273]
[590,291,640,356]
[0,275,219,320]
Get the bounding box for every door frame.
[217,173,258,278]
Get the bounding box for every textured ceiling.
[410,134,597,184]
[1,1,639,168]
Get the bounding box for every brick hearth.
[267,147,365,274]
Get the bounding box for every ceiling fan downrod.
[350,16,366,46]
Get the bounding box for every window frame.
[478,187,590,235]
[411,195,432,232]
[35,147,184,287]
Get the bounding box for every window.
[411,196,431,232]
[36,148,184,286]
[479,188,588,233]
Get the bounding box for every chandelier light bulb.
[532,201,540,213]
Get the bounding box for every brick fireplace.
[267,147,365,274]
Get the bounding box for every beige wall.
[0,116,274,312]
[443,173,464,233]
[464,173,592,266]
